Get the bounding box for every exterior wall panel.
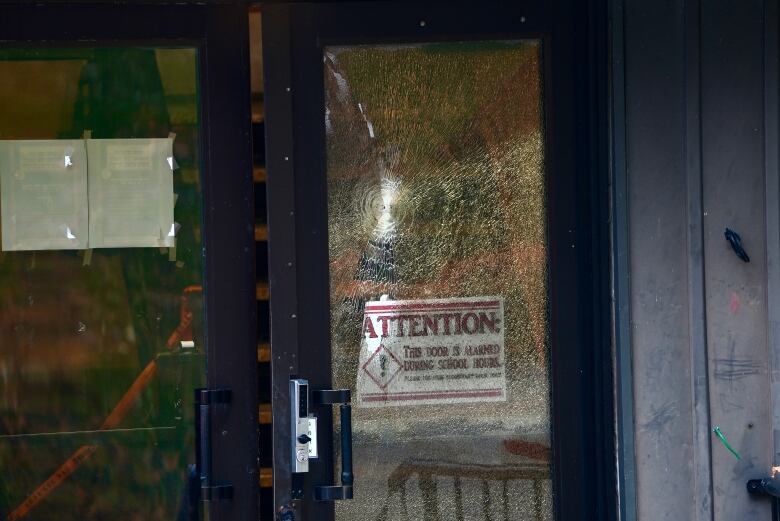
[625,2,697,519]
[624,0,777,518]
[701,1,771,518]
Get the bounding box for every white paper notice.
[87,138,175,248]
[357,296,507,407]
[0,140,88,251]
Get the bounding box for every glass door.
[0,5,256,521]
[264,2,612,521]
[323,40,552,521]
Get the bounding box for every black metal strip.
[263,4,300,514]
[608,0,637,518]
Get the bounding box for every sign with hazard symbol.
[356,296,507,407]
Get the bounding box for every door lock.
[290,379,316,473]
[288,380,353,502]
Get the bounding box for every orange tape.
[8,286,202,520]
[6,360,158,520]
[7,445,98,521]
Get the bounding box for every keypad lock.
[289,379,317,473]
[289,379,352,502]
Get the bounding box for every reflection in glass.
[325,42,552,520]
[0,48,204,520]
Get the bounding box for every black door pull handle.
[312,389,354,501]
[195,388,234,501]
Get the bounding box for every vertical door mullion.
[201,5,257,521]
[263,3,307,517]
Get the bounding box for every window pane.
[325,41,552,520]
[0,47,205,521]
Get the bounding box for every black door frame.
[264,1,614,520]
[0,4,258,520]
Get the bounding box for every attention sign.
[356,296,507,407]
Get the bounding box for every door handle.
[312,389,354,501]
[195,387,234,501]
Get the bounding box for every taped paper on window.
[87,137,175,248]
[0,140,87,251]
[357,296,507,407]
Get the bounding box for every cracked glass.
[325,41,552,520]
[0,47,205,520]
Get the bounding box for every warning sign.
[357,296,507,407]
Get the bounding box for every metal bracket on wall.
[746,477,780,520]
[725,228,751,262]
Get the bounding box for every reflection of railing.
[374,459,549,521]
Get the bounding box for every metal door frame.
[263,1,615,520]
[0,4,258,520]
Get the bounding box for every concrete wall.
[623,0,779,518]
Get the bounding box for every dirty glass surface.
[325,41,552,520]
[0,48,205,520]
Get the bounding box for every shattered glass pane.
[325,41,552,520]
